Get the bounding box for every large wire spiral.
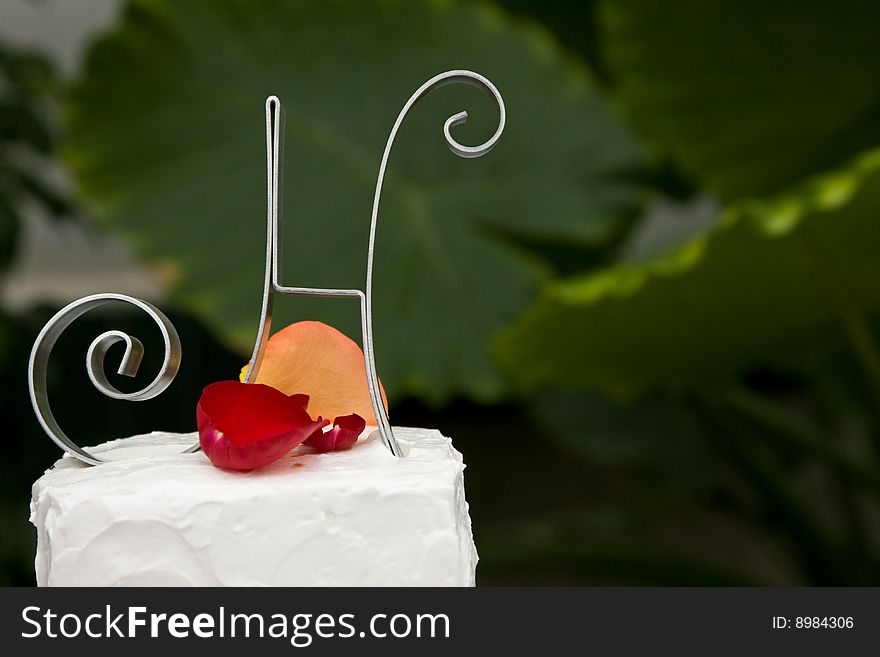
[27,293,184,465]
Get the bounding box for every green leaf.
[65,0,644,403]
[599,0,880,199]
[496,149,880,395]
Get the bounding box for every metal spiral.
[28,293,185,465]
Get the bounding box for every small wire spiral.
[28,293,184,465]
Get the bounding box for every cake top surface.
[34,427,464,502]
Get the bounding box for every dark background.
[2,0,880,585]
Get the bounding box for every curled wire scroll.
[28,69,506,465]
[27,294,185,466]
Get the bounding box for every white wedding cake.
[30,427,477,587]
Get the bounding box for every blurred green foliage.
[2,0,880,585]
[497,151,880,395]
[0,44,71,271]
[600,0,880,199]
[64,0,645,405]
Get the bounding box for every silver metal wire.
[27,294,185,465]
[27,69,506,465]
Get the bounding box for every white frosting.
[30,427,477,586]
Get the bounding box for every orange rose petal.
[241,321,387,425]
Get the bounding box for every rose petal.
[305,413,367,453]
[197,381,328,471]
[240,321,387,425]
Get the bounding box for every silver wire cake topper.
[27,69,506,466]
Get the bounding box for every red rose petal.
[304,413,366,453]
[197,381,329,471]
